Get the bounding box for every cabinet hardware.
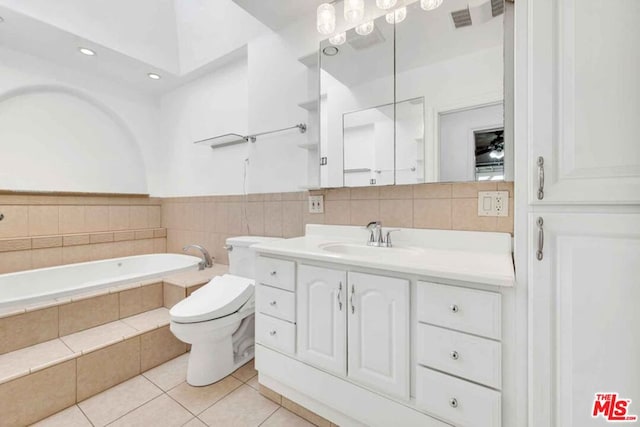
[270,270,277,276]
[537,156,545,200]
[337,281,343,311]
[350,284,355,314]
[450,351,459,360]
[536,217,544,261]
[269,330,277,336]
[450,304,459,313]
[269,300,277,306]
[449,398,458,408]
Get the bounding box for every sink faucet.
[365,222,401,248]
[183,244,214,270]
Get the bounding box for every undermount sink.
[319,243,424,257]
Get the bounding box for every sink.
[319,243,424,257]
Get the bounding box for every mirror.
[319,0,507,187]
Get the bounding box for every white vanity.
[252,225,515,427]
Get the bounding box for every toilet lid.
[170,274,254,323]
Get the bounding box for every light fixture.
[78,47,96,56]
[355,21,374,36]
[317,3,336,35]
[376,0,397,10]
[147,73,161,80]
[344,0,365,24]
[489,150,505,159]
[329,32,346,46]
[420,0,444,11]
[385,6,407,24]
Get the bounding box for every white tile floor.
[33,354,315,427]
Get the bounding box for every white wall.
[0,46,162,194]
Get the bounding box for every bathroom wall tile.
[187,203,205,232]
[0,359,76,426]
[0,238,31,252]
[324,200,350,225]
[0,195,29,205]
[199,385,279,427]
[282,396,332,427]
[0,206,29,238]
[282,201,304,238]
[32,236,63,249]
[413,199,452,229]
[203,202,217,232]
[264,202,283,237]
[59,206,86,234]
[153,228,167,238]
[350,186,380,200]
[325,188,350,200]
[303,211,324,228]
[130,206,149,229]
[350,200,379,226]
[148,205,162,228]
[28,206,59,236]
[264,193,283,202]
[451,198,497,231]
[496,196,515,234]
[59,293,119,336]
[0,307,58,354]
[63,234,90,246]
[133,239,155,255]
[379,185,413,200]
[119,288,144,318]
[113,230,135,242]
[62,245,91,264]
[227,202,243,234]
[215,203,229,233]
[379,199,413,228]
[413,183,452,199]
[245,202,265,236]
[153,238,167,253]
[31,248,63,269]
[259,384,282,405]
[76,337,141,401]
[109,206,130,231]
[247,193,264,202]
[90,232,113,244]
[135,229,154,240]
[497,181,514,193]
[451,181,498,198]
[168,376,242,415]
[163,284,186,309]
[140,326,187,371]
[89,243,115,261]
[281,191,305,201]
[0,250,31,273]
[112,241,135,258]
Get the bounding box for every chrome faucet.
[365,222,400,248]
[183,244,214,270]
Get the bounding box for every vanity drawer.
[256,257,296,291]
[256,285,295,323]
[256,313,296,355]
[416,366,501,427]
[417,282,501,340]
[417,323,501,389]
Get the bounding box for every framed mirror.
[319,0,507,187]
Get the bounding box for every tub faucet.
[183,245,214,270]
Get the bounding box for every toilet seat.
[170,274,254,324]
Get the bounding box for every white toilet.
[169,236,279,386]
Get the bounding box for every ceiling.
[232,0,326,31]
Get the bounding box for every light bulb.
[489,150,504,159]
[317,3,336,35]
[420,0,443,11]
[78,47,96,56]
[329,32,346,46]
[385,6,407,24]
[376,0,397,10]
[355,21,374,36]
[344,0,365,24]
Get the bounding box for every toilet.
[169,236,279,386]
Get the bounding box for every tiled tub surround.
[162,182,514,264]
[0,193,165,274]
[0,266,227,426]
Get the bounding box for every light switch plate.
[308,195,324,214]
[478,191,509,217]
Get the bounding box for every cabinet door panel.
[530,213,640,427]
[297,265,347,376]
[348,272,409,399]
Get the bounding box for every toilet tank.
[226,236,282,279]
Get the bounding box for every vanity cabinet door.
[296,265,347,376]
[347,272,410,399]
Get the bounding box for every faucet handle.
[365,221,381,229]
[384,229,401,247]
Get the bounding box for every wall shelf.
[297,142,319,150]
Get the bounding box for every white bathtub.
[0,254,201,309]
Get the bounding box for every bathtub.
[0,254,201,309]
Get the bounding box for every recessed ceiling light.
[78,47,96,56]
[147,73,161,80]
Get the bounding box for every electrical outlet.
[478,191,509,217]
[308,195,324,214]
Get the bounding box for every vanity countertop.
[252,225,515,287]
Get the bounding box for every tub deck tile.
[61,320,137,354]
[122,307,170,332]
[0,339,73,384]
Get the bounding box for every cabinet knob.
[269,330,277,336]
[450,304,459,313]
[270,271,277,276]
[450,351,459,360]
[269,300,277,306]
[449,398,458,408]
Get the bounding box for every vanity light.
[376,0,398,10]
[420,0,444,11]
[386,7,407,24]
[344,0,365,24]
[329,32,346,46]
[490,150,505,159]
[78,47,96,56]
[317,3,336,35]
[355,21,375,36]
[147,73,162,80]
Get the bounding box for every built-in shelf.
[298,184,321,190]
[298,52,318,68]
[344,168,372,174]
[297,142,319,150]
[298,94,327,111]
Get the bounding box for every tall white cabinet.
[522,0,640,425]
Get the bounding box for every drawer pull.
[270,270,277,276]
[269,330,277,336]
[449,398,458,408]
[269,300,277,306]
[450,350,459,360]
[450,304,459,313]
